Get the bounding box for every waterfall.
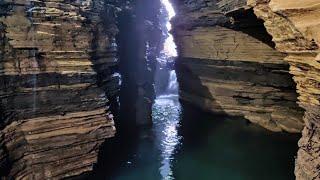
[156,0,179,97]
[166,70,178,95]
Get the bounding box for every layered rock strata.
[0,0,119,178]
[248,1,320,179]
[172,0,304,133]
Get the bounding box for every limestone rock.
[248,0,320,179]
[172,0,304,133]
[0,0,120,178]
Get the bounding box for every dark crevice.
[227,8,276,48]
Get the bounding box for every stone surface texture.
[248,0,320,179]
[172,0,320,179]
[117,0,161,128]
[0,0,119,179]
[171,0,304,133]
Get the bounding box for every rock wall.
[248,0,320,179]
[117,0,161,128]
[171,0,304,133]
[0,0,119,178]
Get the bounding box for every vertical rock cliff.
[117,0,161,127]
[0,0,119,178]
[171,0,304,133]
[248,0,320,179]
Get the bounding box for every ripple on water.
[152,94,182,180]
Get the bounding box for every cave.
[0,0,319,180]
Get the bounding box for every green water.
[92,97,299,180]
[172,103,299,180]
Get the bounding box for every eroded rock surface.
[0,0,119,178]
[248,0,320,179]
[171,0,304,133]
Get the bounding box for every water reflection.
[152,95,181,179]
[152,0,181,179]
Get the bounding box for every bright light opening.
[161,0,178,58]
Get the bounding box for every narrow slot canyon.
[0,0,319,180]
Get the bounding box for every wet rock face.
[0,0,119,178]
[248,0,320,179]
[117,0,161,128]
[171,0,304,133]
